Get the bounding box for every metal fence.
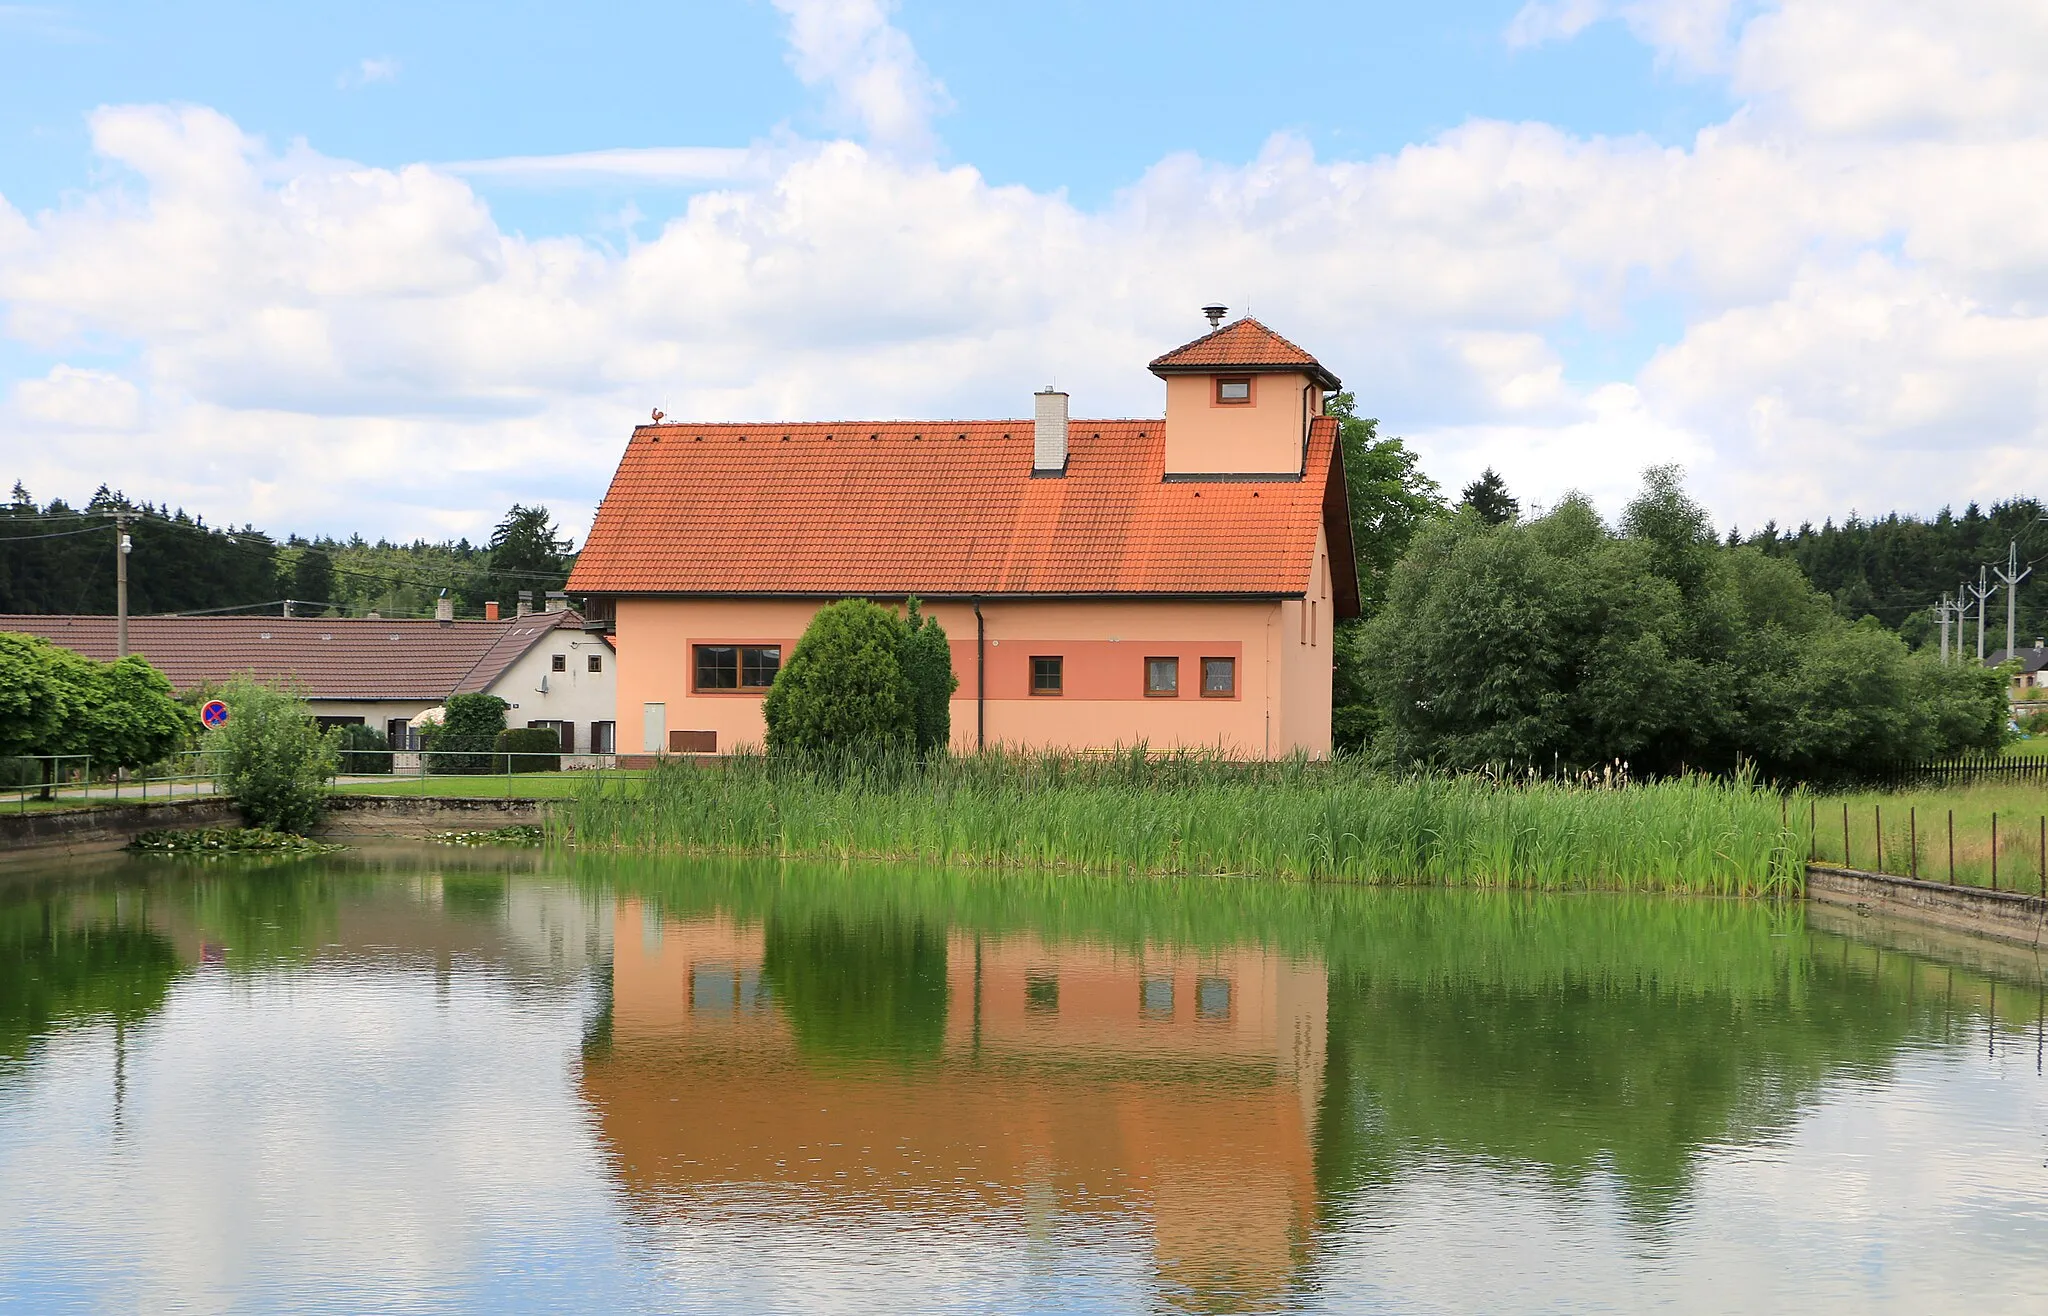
[1808,797,2048,896]
[4,751,222,813]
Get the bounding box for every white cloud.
[337,56,400,90]
[2,0,2047,541]
[769,0,950,157]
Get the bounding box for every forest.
[0,483,574,619]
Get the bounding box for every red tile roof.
[567,417,1360,616]
[0,612,587,701]
[1148,318,1340,389]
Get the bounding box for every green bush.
[423,693,508,774]
[206,677,338,835]
[764,600,916,759]
[493,726,561,772]
[334,723,391,774]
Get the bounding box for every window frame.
[587,652,603,674]
[1030,655,1064,696]
[691,642,783,694]
[1144,655,1179,697]
[1214,375,1254,405]
[551,653,567,672]
[1200,656,1237,698]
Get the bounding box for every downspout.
[973,599,986,753]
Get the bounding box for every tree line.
[1325,397,2017,776]
[1,484,575,619]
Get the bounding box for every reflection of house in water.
[583,901,1328,1311]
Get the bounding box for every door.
[642,703,666,753]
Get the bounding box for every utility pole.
[1970,565,1995,663]
[1994,539,2031,664]
[100,510,133,658]
[1938,593,1952,663]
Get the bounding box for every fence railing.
[3,751,223,813]
[1806,797,2048,896]
[1871,756,2048,789]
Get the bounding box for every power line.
[0,525,116,543]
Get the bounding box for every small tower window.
[1215,377,1252,404]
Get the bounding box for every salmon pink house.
[567,315,1360,758]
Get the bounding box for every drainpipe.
[973,599,986,752]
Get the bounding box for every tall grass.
[565,750,1808,895]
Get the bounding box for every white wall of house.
[484,632,617,754]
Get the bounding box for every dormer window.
[1215,377,1252,404]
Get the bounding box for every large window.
[695,644,780,691]
[1201,657,1237,697]
[1031,655,1063,696]
[1145,656,1179,696]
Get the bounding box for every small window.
[587,653,603,674]
[1202,657,1236,697]
[551,653,567,672]
[1031,656,1063,695]
[1216,377,1252,404]
[695,645,738,689]
[1145,656,1178,696]
[1196,975,1233,1021]
[1140,976,1174,1019]
[742,645,781,688]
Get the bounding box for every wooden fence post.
[1844,802,1852,869]
[1911,807,1918,880]
[1876,804,1883,873]
[1992,813,1998,892]
[1948,810,1955,884]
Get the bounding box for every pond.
[2,846,2046,1313]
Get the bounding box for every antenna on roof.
[1202,304,1227,330]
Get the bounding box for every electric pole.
[1970,565,1995,663]
[101,510,133,658]
[1994,539,2031,664]
[1937,593,1951,663]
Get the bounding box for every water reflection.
[0,850,2044,1312]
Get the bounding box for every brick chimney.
[1033,387,1069,475]
[484,600,500,621]
[517,590,533,618]
[435,592,454,623]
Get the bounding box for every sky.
[1,0,2044,545]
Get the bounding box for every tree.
[207,677,338,834]
[1325,393,1447,753]
[0,633,193,772]
[486,504,572,608]
[1459,468,1519,526]
[763,600,916,758]
[424,692,509,774]
[897,599,959,756]
[290,547,336,615]
[1359,468,2007,783]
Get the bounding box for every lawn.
[1812,779,2048,893]
[2005,736,2048,759]
[330,771,647,800]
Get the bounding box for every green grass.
[330,771,648,799]
[565,752,1807,895]
[2004,736,2048,759]
[1810,780,2048,893]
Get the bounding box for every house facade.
[568,316,1359,758]
[0,606,618,755]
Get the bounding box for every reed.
[564,750,1808,895]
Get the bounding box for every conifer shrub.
[764,600,916,759]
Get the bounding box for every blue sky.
[0,0,2041,540]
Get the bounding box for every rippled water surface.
[3,846,2046,1313]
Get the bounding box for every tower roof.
[1148,318,1340,390]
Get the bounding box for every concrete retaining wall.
[1807,864,2048,950]
[0,798,241,867]
[318,794,554,838]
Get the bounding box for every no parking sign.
[201,699,230,729]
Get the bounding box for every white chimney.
[544,591,568,614]
[517,590,533,618]
[434,591,454,623]
[1033,387,1069,474]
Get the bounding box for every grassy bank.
[1809,780,2048,893]
[566,755,1807,895]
